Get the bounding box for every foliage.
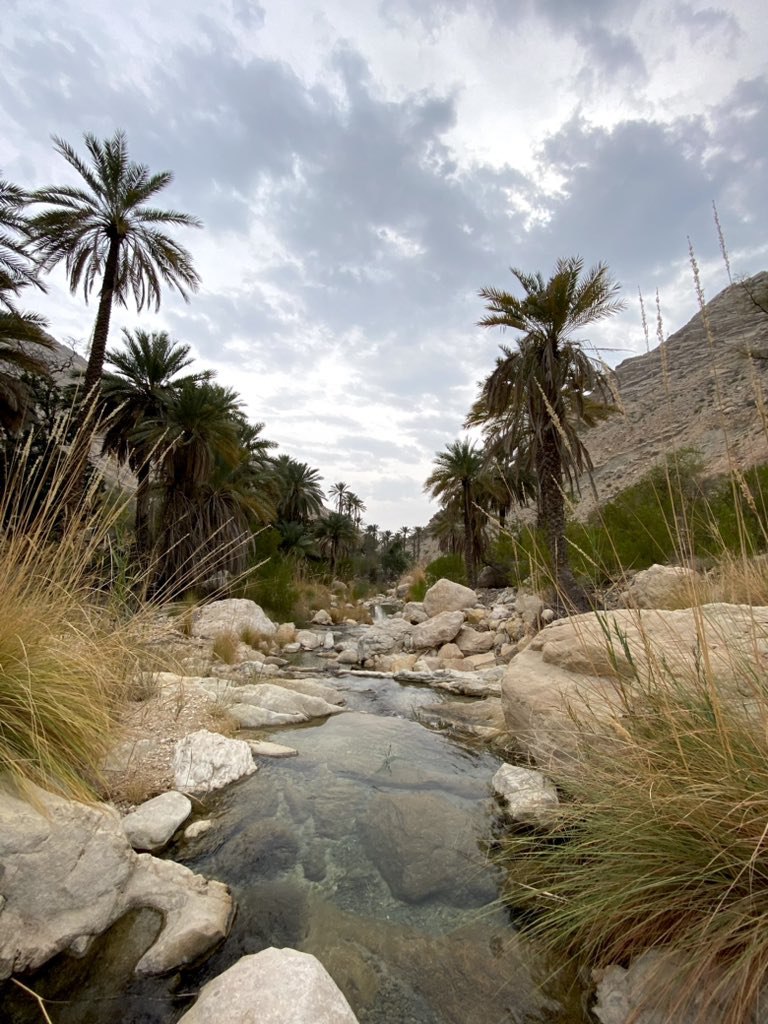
[424,553,467,586]
[424,437,487,586]
[496,619,768,1024]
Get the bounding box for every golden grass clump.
[211,629,240,664]
[0,412,143,798]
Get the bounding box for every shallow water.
[3,675,585,1023]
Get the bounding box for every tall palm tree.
[329,481,350,514]
[472,257,623,603]
[28,131,201,402]
[99,329,211,554]
[314,511,358,577]
[424,438,487,586]
[273,455,325,524]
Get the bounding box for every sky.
[1,0,766,531]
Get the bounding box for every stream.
[4,673,586,1023]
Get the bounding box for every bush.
[424,553,467,586]
[496,615,768,1023]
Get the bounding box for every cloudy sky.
[2,0,766,530]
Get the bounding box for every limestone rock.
[622,563,701,609]
[361,792,497,907]
[492,765,559,826]
[420,697,506,741]
[173,730,257,794]
[423,578,478,617]
[402,601,428,624]
[410,610,465,650]
[296,629,323,650]
[515,593,544,626]
[191,598,276,639]
[357,618,413,662]
[311,609,333,625]
[455,625,495,655]
[122,791,192,851]
[502,605,768,765]
[437,642,463,660]
[247,740,299,758]
[177,947,360,1024]
[0,784,232,980]
[184,819,214,841]
[337,648,360,665]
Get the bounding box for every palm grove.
[0,131,413,605]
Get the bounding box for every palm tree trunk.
[83,234,121,400]
[135,459,151,557]
[536,434,587,610]
[462,480,476,587]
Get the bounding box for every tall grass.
[494,243,768,1021]
[0,409,142,798]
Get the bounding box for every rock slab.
[0,783,232,979]
[174,729,257,794]
[177,946,360,1024]
[122,790,192,851]
[492,764,559,826]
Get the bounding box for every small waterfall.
[373,604,388,625]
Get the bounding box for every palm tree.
[314,511,358,577]
[0,175,53,432]
[28,131,201,402]
[329,481,350,514]
[424,438,487,586]
[99,328,211,554]
[472,256,623,603]
[346,492,366,526]
[273,455,325,524]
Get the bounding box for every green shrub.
[424,553,467,586]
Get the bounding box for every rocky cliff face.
[576,272,768,516]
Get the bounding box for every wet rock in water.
[121,790,192,851]
[361,791,497,907]
[173,729,257,794]
[491,764,559,826]
[422,578,479,617]
[177,947,360,1024]
[247,739,299,758]
[197,679,344,727]
[420,697,506,741]
[0,783,232,979]
[191,598,276,639]
[184,819,214,841]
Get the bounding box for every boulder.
[121,791,192,851]
[311,609,333,626]
[173,730,257,794]
[177,947,359,1024]
[515,593,544,626]
[419,697,506,741]
[0,784,232,979]
[502,605,768,765]
[191,598,276,639]
[492,765,559,826]
[437,642,463,660]
[622,563,702,609]
[422,578,478,617]
[199,681,344,728]
[463,651,496,669]
[402,602,428,624]
[477,564,511,588]
[295,629,323,650]
[275,622,297,645]
[357,619,413,662]
[410,610,465,650]
[184,819,214,841]
[337,648,360,665]
[455,626,495,655]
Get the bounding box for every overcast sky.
[2,0,766,530]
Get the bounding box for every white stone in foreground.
[177,947,359,1024]
[122,791,192,851]
[0,784,232,979]
[492,764,559,826]
[174,729,256,795]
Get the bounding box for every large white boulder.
[177,947,360,1024]
[173,730,257,794]
[0,784,232,979]
[410,610,465,650]
[422,578,478,617]
[502,605,768,765]
[191,598,276,639]
[622,563,702,609]
[121,790,192,851]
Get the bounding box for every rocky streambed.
[1,667,583,1024]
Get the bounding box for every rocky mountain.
[575,271,768,517]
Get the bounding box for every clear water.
[2,676,585,1024]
